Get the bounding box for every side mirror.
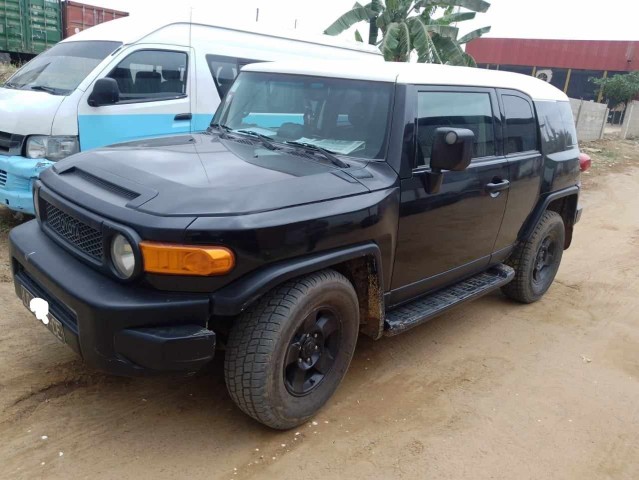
[421,128,474,194]
[430,127,474,172]
[88,78,120,107]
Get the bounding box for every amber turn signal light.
[140,242,235,276]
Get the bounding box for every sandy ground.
[0,139,638,479]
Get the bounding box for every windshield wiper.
[209,123,232,138]
[3,82,19,89]
[284,141,349,168]
[29,85,61,95]
[235,130,279,151]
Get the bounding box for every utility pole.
[294,19,297,29]
[255,8,259,22]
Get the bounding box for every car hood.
[0,87,65,135]
[47,133,373,217]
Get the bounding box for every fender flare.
[518,186,579,241]
[211,243,383,317]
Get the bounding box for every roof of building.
[61,15,380,56]
[466,38,638,72]
[242,60,569,101]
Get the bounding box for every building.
[466,38,638,102]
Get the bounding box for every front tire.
[224,269,359,429]
[502,210,565,303]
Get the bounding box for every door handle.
[485,179,510,194]
[174,113,192,121]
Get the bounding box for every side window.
[107,50,188,103]
[417,91,495,166]
[207,55,260,99]
[503,94,538,154]
[535,100,578,154]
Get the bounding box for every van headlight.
[26,136,79,161]
[111,234,136,279]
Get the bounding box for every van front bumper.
[0,155,53,215]
[10,220,216,376]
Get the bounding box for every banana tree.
[325,0,491,65]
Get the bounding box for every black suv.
[9,61,584,429]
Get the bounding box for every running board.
[384,264,515,336]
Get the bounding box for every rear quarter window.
[535,101,578,154]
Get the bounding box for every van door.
[78,45,193,150]
[390,87,510,306]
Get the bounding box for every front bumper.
[0,155,53,214]
[10,220,216,376]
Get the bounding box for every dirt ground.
[0,138,638,480]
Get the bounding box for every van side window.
[107,50,187,103]
[503,95,538,154]
[207,55,260,99]
[417,91,495,165]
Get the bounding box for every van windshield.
[213,72,394,160]
[3,41,121,96]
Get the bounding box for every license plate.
[20,286,65,343]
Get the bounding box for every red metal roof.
[466,38,638,71]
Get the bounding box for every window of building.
[417,91,496,165]
[107,50,188,103]
[502,94,538,154]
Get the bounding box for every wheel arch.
[211,243,385,339]
[519,186,579,250]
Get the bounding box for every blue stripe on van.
[78,114,214,150]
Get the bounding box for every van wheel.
[224,269,359,429]
[502,210,565,303]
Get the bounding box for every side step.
[384,264,515,337]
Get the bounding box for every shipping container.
[1,0,128,62]
[0,0,63,59]
[62,1,128,39]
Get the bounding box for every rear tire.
[501,210,565,303]
[224,269,359,429]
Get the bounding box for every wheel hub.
[284,308,341,396]
[300,334,320,360]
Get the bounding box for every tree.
[591,72,639,108]
[324,0,491,65]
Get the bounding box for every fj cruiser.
[10,61,585,429]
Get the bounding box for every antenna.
[189,7,193,132]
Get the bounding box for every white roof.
[62,15,380,57]
[243,61,569,102]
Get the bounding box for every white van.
[0,16,381,215]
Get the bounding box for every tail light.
[579,153,592,172]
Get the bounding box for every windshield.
[213,72,394,160]
[3,41,122,95]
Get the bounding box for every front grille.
[0,170,6,187]
[44,201,104,260]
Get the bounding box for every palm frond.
[324,2,375,35]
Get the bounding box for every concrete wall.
[622,101,639,139]
[569,99,609,142]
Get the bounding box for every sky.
[84,0,639,42]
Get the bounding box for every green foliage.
[324,0,491,65]
[591,72,639,107]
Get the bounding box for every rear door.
[390,86,510,305]
[78,45,193,150]
[491,90,544,254]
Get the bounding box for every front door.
[390,87,509,306]
[78,46,193,150]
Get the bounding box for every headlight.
[111,234,136,279]
[26,136,79,161]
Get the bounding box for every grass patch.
[0,63,18,83]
